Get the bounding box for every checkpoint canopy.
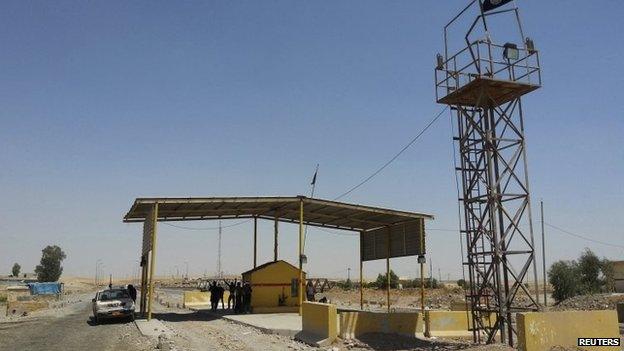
[123,195,433,318]
[124,196,432,233]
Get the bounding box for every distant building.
[242,260,306,313]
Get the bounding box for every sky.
[0,1,622,283]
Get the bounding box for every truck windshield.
[99,290,130,301]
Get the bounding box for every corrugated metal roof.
[123,196,433,232]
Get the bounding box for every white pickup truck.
[91,288,135,324]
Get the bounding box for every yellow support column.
[140,257,147,315]
[274,216,279,262]
[419,219,426,317]
[253,216,258,268]
[386,226,391,313]
[147,202,158,321]
[359,231,364,310]
[298,198,304,315]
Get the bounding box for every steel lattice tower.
[435,1,542,345]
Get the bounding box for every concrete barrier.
[339,311,424,339]
[182,291,210,308]
[252,306,299,314]
[425,310,494,338]
[295,302,338,347]
[6,300,48,316]
[516,310,620,351]
[6,286,30,302]
[449,300,469,311]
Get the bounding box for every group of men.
[207,279,252,314]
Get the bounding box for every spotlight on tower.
[525,37,536,53]
[503,42,519,60]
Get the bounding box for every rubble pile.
[552,293,624,311]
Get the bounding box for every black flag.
[311,169,317,186]
[481,0,513,12]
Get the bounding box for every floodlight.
[300,254,307,264]
[503,42,519,60]
[436,53,445,70]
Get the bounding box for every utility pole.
[185,260,189,280]
[429,259,433,282]
[95,259,102,288]
[541,200,547,307]
[217,221,222,278]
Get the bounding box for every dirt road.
[0,298,154,351]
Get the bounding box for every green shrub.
[336,279,353,290]
[424,278,438,289]
[548,249,614,303]
[375,270,399,289]
[548,260,578,302]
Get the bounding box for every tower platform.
[437,77,540,107]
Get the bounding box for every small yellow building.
[242,260,306,313]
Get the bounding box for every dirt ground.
[0,291,155,351]
[153,288,514,351]
[150,301,513,351]
[1,280,621,351]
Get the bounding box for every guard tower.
[435,0,541,346]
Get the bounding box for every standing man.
[242,282,252,313]
[127,284,137,303]
[234,282,243,314]
[217,282,226,310]
[208,281,219,312]
[227,279,237,310]
[306,281,316,302]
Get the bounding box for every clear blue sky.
[1,1,622,281]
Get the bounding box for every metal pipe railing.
[435,40,541,100]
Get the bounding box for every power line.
[544,222,624,249]
[162,219,252,231]
[333,106,449,201]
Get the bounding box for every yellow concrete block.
[450,300,469,311]
[183,291,210,307]
[425,310,495,338]
[617,303,624,323]
[339,311,423,339]
[517,310,620,351]
[296,302,338,347]
[253,306,299,314]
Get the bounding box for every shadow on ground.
[86,316,134,327]
[357,333,473,351]
[150,311,221,323]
